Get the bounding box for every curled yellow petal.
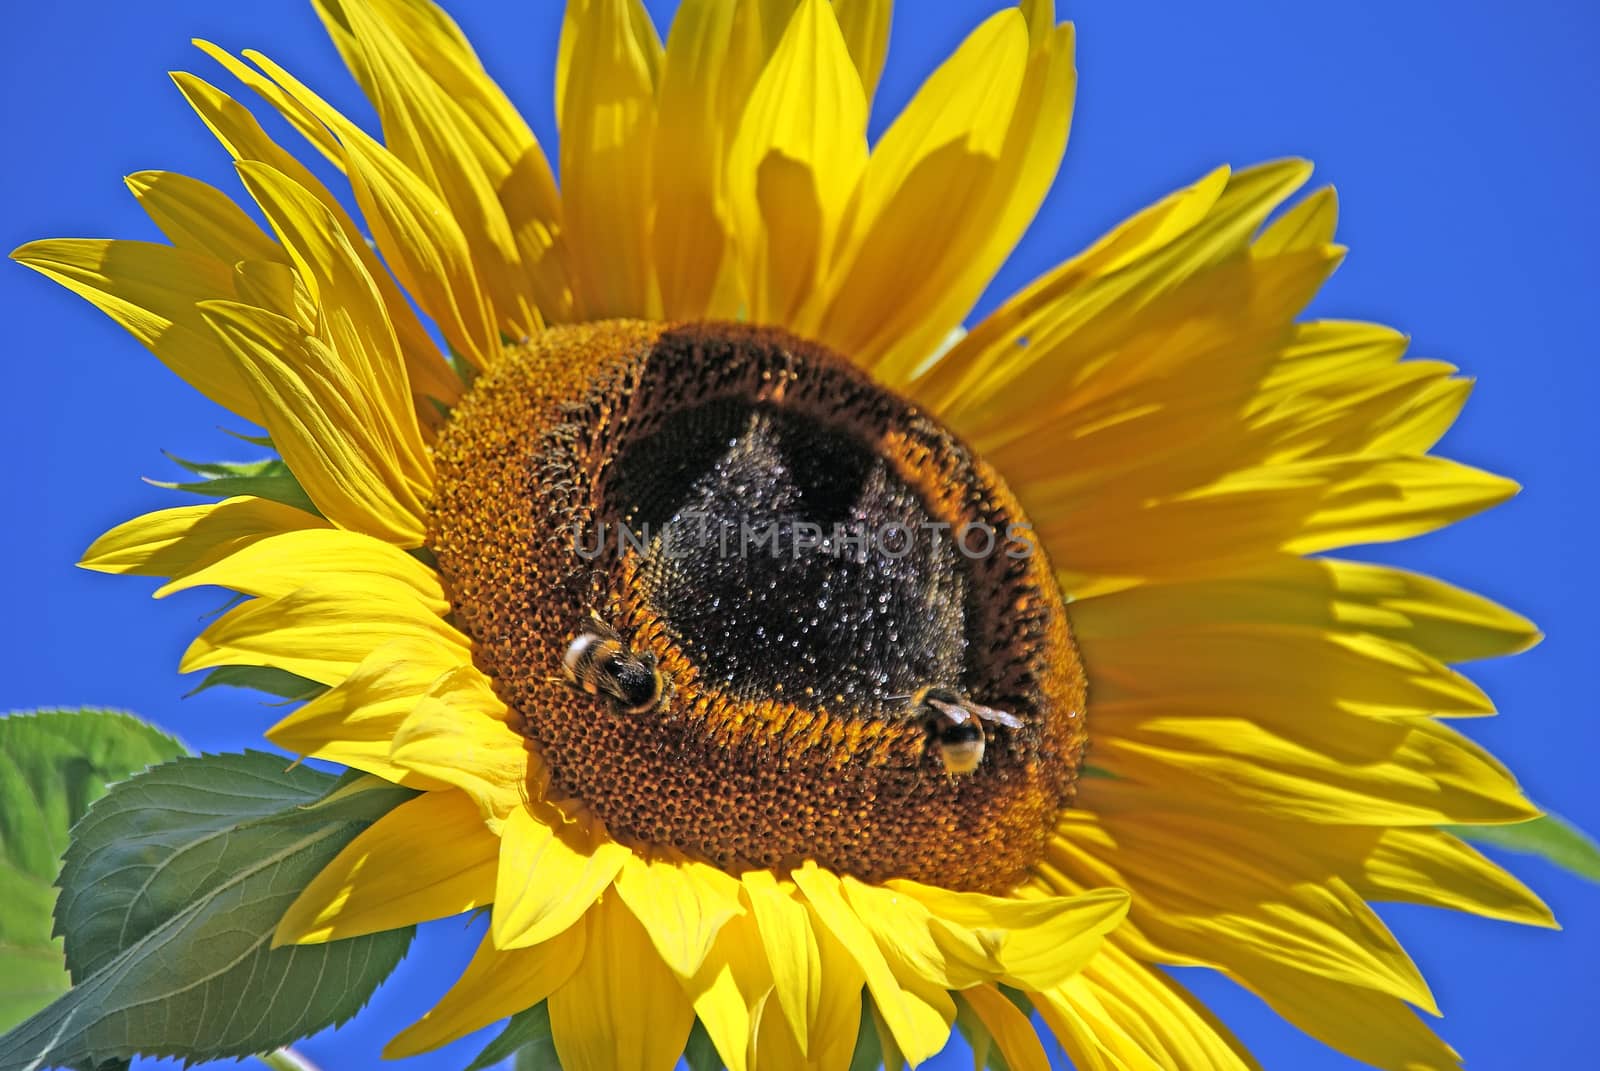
[492,804,630,950]
[266,635,473,785]
[80,496,324,580]
[156,526,447,613]
[12,238,264,422]
[614,855,745,979]
[276,789,498,945]
[198,299,429,546]
[386,925,586,1058]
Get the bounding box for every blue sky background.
[2,1,1596,1068]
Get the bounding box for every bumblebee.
[561,611,669,715]
[910,685,1024,775]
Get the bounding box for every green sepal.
[220,428,275,448]
[0,751,417,1071]
[684,1020,725,1071]
[848,990,894,1071]
[1447,811,1600,884]
[0,710,185,1031]
[150,451,319,515]
[953,993,1000,1071]
[185,665,328,702]
[464,1003,559,1071]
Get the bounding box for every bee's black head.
[610,655,662,714]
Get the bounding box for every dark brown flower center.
[429,321,1086,891]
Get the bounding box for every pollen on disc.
[427,320,1087,891]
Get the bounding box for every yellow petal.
[11,238,263,422]
[819,11,1077,382]
[868,996,909,1071]
[559,0,661,319]
[386,925,586,1058]
[1035,943,1264,1071]
[156,527,447,613]
[192,39,347,169]
[1044,455,1515,597]
[125,170,285,265]
[197,299,430,546]
[741,869,824,1059]
[680,908,776,1071]
[80,496,324,579]
[1049,799,1442,1013]
[1285,455,1518,554]
[169,71,461,406]
[973,245,1340,498]
[961,985,1051,1071]
[266,636,475,785]
[1073,555,1538,665]
[182,577,464,686]
[791,863,952,1065]
[1089,711,1540,827]
[1125,457,1496,587]
[1075,945,1262,1071]
[232,257,317,328]
[1262,319,1410,393]
[842,877,986,992]
[1034,978,1163,1071]
[313,0,569,321]
[231,162,432,482]
[276,789,497,944]
[492,804,631,950]
[549,892,695,1071]
[1079,622,1496,720]
[1255,185,1338,255]
[884,879,1130,991]
[923,160,1310,421]
[389,669,534,825]
[802,912,873,1071]
[279,0,540,336]
[1225,951,1460,1071]
[831,0,892,97]
[727,0,867,325]
[1250,348,1474,459]
[651,0,740,319]
[614,855,745,979]
[1339,827,1555,928]
[239,50,500,367]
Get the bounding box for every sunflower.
[14,0,1553,1067]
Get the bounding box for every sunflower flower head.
[15,0,1556,1068]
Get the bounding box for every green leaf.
[1447,812,1600,884]
[848,994,883,1071]
[0,710,185,1031]
[0,751,417,1070]
[150,452,319,515]
[185,665,328,702]
[953,995,996,1071]
[465,1003,559,1071]
[683,1020,725,1071]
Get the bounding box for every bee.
[561,611,669,715]
[910,685,1024,775]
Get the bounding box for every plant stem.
[256,1049,323,1071]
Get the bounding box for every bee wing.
[924,697,974,726]
[968,703,1025,730]
[583,609,622,642]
